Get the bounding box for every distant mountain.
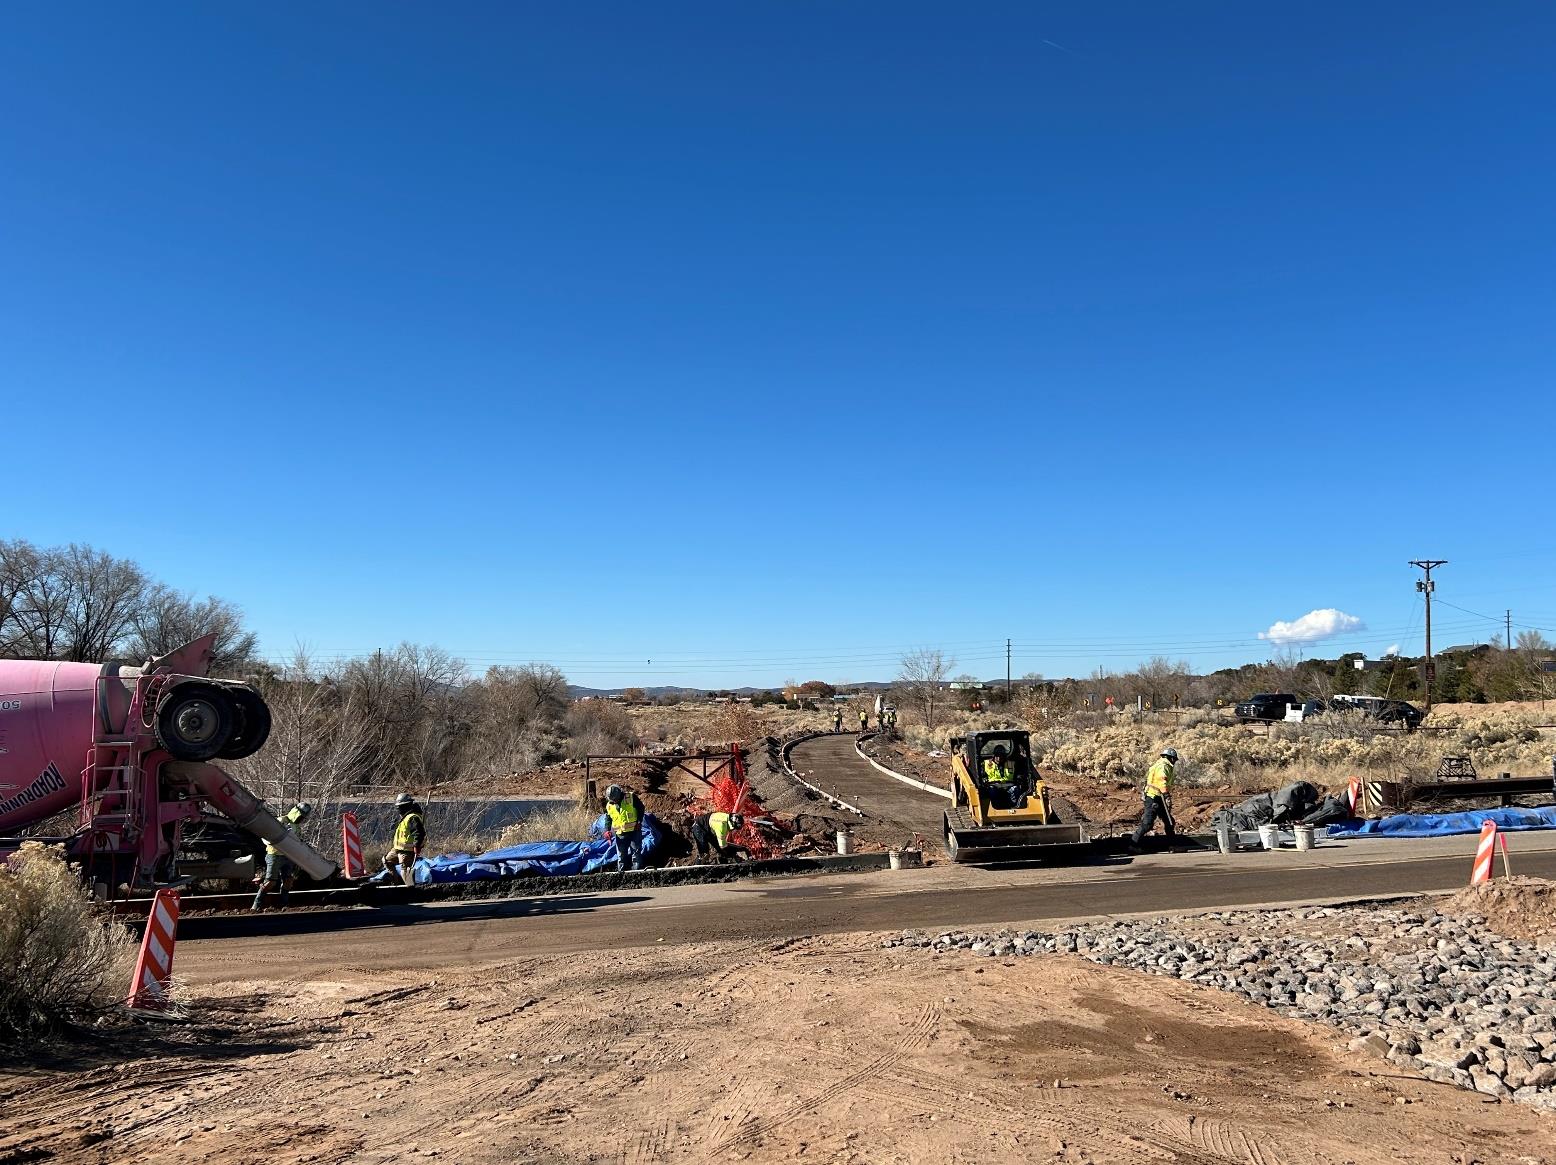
[568,680,897,699]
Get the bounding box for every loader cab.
[950,730,1043,814]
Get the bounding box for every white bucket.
[836,830,853,855]
[888,849,902,871]
[1293,824,1315,852]
[1257,824,1279,850]
[1215,824,1234,854]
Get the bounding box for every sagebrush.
[0,843,134,1038]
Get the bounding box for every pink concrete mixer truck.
[0,634,335,895]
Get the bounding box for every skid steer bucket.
[943,809,1092,863]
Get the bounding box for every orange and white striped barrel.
[341,811,363,878]
[1470,820,1498,885]
[126,887,180,1010]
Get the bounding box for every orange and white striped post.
[1470,820,1498,885]
[126,887,180,1010]
[341,812,363,878]
[1345,777,1361,816]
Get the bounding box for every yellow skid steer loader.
[944,730,1091,862]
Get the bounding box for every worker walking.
[832,709,843,733]
[858,709,868,732]
[1130,747,1178,848]
[251,801,312,911]
[691,810,746,863]
[382,792,425,886]
[605,784,647,872]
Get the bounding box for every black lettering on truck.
[0,764,67,818]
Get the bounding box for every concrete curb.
[779,733,866,816]
[855,735,953,801]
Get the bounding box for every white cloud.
[1383,644,1399,657]
[1259,608,1365,645]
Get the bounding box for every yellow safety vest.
[1145,760,1174,798]
[983,759,1015,784]
[709,812,734,846]
[394,811,424,850]
[606,799,640,834]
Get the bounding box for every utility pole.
[1507,609,1514,652]
[1005,638,1012,698]
[1410,559,1447,709]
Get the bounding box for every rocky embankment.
[885,900,1556,1110]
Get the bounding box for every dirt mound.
[1438,875,1556,943]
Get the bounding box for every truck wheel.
[219,688,272,760]
[155,684,235,761]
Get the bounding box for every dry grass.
[890,702,1555,790]
[487,804,599,848]
[0,843,134,1038]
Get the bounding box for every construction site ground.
[10,736,1556,1161]
[9,840,1556,1164]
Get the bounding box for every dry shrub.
[0,843,134,1038]
[490,804,599,848]
[708,702,771,747]
[564,700,638,760]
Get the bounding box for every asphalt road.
[178,831,1556,984]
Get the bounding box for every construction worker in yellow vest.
[832,709,843,732]
[605,784,646,871]
[1130,748,1178,848]
[383,792,425,886]
[692,810,746,863]
[251,801,312,911]
[982,744,1024,810]
[858,709,868,732]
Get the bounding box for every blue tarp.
[410,813,667,884]
[1328,805,1556,839]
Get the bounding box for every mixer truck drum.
[218,686,273,760]
[154,682,236,762]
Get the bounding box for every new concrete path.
[787,733,946,837]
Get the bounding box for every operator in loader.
[982,744,1024,810]
[604,784,647,871]
[691,810,746,863]
[1129,747,1178,849]
[251,801,313,911]
[383,792,426,886]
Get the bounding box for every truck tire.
[155,683,235,761]
[219,687,272,760]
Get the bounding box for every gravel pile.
[884,904,1556,1110]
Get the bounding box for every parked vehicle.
[1331,694,1425,730]
[1234,693,1300,723]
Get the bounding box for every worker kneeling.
[692,810,746,864]
[383,792,425,886]
[252,801,313,911]
[605,784,646,872]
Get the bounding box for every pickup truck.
[1234,693,1300,723]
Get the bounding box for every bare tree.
[127,587,260,672]
[0,540,39,656]
[897,648,955,732]
[232,650,378,843]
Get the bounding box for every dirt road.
[786,733,946,840]
[8,931,1552,1164]
[177,833,1556,984]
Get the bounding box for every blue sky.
[5,3,1554,687]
